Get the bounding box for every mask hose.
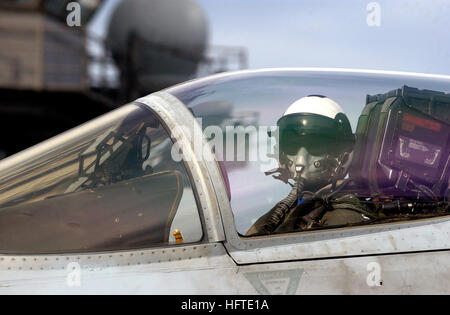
[295,165,305,205]
[260,166,305,233]
[261,185,298,233]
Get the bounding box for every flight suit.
[246,183,374,236]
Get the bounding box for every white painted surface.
[0,244,448,294]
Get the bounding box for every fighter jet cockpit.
[0,69,448,256]
[166,69,450,237]
[0,104,202,254]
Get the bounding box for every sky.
[89,0,450,75]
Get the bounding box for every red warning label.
[403,113,441,132]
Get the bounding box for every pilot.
[247,95,374,236]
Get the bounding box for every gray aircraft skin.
[0,68,449,294]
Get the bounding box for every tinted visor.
[278,113,352,156]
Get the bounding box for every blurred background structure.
[0,0,247,158]
[0,0,449,159]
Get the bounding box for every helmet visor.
[280,133,340,156]
[278,113,350,156]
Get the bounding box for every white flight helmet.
[283,95,345,118]
[277,95,354,191]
